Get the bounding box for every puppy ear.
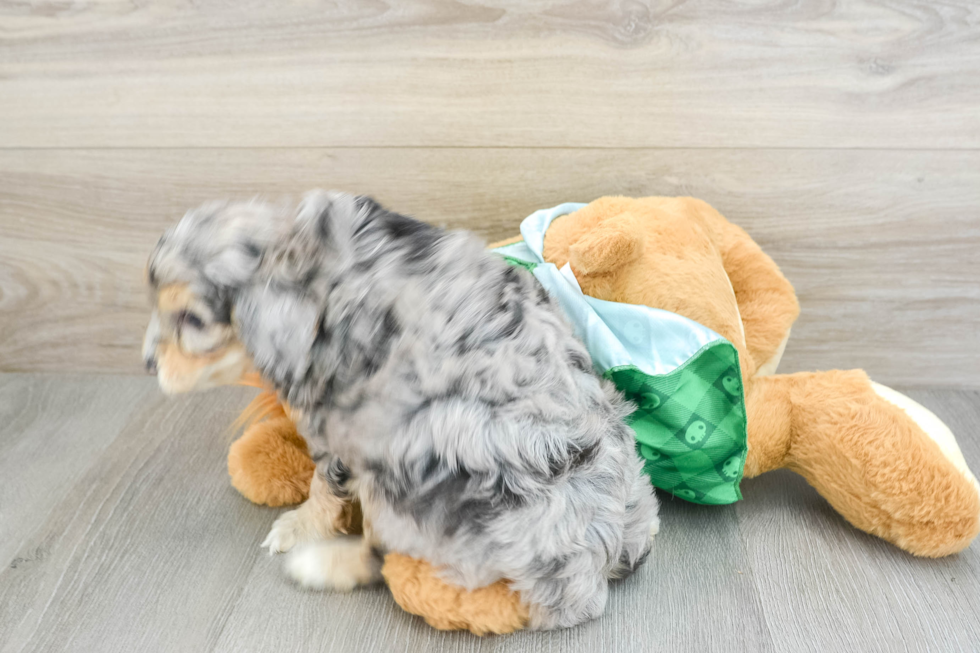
[204,240,264,287]
[568,212,644,277]
[234,285,320,386]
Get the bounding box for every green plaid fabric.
[606,341,747,505]
[496,247,748,505]
[499,255,538,273]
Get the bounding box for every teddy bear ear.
[568,211,645,276]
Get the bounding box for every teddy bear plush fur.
[228,196,980,633]
[541,197,979,558]
[228,382,312,507]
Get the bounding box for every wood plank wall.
[1,1,978,384]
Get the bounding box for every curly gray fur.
[148,191,659,629]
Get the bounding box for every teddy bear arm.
[228,417,316,507]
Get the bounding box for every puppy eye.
[178,311,206,330]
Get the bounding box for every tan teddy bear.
[539,196,979,557]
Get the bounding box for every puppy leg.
[283,482,381,591]
[524,565,609,630]
[609,461,659,580]
[262,469,354,554]
[284,537,382,591]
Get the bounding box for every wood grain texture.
[735,386,980,653]
[0,379,263,653]
[1,1,979,148]
[1,375,978,652]
[0,374,156,565]
[212,494,775,653]
[1,148,977,384]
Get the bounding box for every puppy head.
[143,282,254,394]
[143,192,344,395]
[143,199,292,394]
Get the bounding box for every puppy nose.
[145,358,158,376]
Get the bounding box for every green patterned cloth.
[607,343,746,505]
[492,202,748,505]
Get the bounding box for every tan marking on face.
[159,341,221,379]
[149,282,255,394]
[158,283,196,313]
[156,341,252,394]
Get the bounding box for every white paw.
[649,516,661,540]
[283,539,381,592]
[262,508,317,555]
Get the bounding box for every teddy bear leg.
[228,417,316,507]
[753,329,791,378]
[382,553,529,635]
[744,371,980,557]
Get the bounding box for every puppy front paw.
[283,539,381,591]
[263,507,320,554]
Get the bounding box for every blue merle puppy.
[143,191,660,629]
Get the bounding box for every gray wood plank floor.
[1,374,978,653]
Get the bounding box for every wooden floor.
[3,2,980,651]
[0,375,978,653]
